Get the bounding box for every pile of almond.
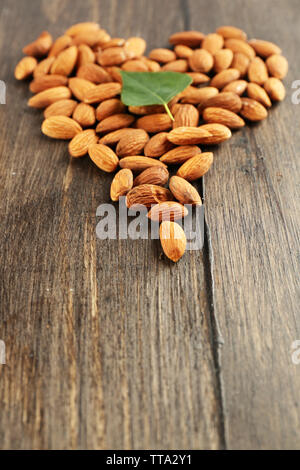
[15,23,288,262]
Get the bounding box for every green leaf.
[120,71,193,120]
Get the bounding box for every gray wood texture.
[0,0,299,450]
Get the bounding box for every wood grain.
[0,0,299,450]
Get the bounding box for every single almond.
[84,82,122,104]
[199,91,242,113]
[248,57,268,85]
[50,46,78,76]
[174,45,193,59]
[48,35,73,57]
[210,68,240,89]
[15,56,37,80]
[180,86,219,105]
[149,48,176,63]
[173,104,199,128]
[222,79,248,95]
[264,78,286,101]
[177,152,213,181]
[73,102,96,127]
[41,116,82,139]
[203,107,245,129]
[169,31,205,47]
[96,99,126,121]
[23,31,53,57]
[231,52,250,77]
[116,130,149,156]
[169,176,202,206]
[202,33,224,54]
[266,54,288,79]
[161,59,189,73]
[77,63,111,83]
[99,128,141,146]
[29,74,68,93]
[65,22,100,37]
[136,114,172,133]
[248,39,281,58]
[72,30,110,48]
[167,127,212,145]
[133,166,169,187]
[160,145,201,164]
[88,144,119,172]
[240,98,268,121]
[189,49,214,73]
[144,132,174,157]
[97,47,127,67]
[128,104,165,115]
[28,86,71,108]
[186,72,210,85]
[110,169,133,201]
[119,156,167,172]
[213,49,233,72]
[33,57,55,78]
[122,59,149,72]
[160,221,186,262]
[102,38,126,50]
[197,123,232,144]
[148,201,188,222]
[216,26,247,41]
[68,77,96,101]
[96,114,135,134]
[124,37,147,58]
[77,44,96,67]
[68,129,98,157]
[224,39,256,60]
[44,99,78,118]
[126,184,172,208]
[247,83,272,108]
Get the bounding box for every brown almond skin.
[161,60,189,73]
[33,57,56,78]
[149,48,176,63]
[136,114,172,133]
[77,44,96,67]
[231,52,250,77]
[177,152,213,181]
[96,114,135,134]
[180,86,219,105]
[119,157,167,172]
[44,99,78,118]
[28,86,71,108]
[160,221,186,262]
[68,77,96,101]
[49,35,73,58]
[110,169,133,201]
[189,49,214,73]
[122,59,149,72]
[169,176,202,206]
[264,78,286,101]
[202,33,224,54]
[88,144,119,172]
[148,202,188,222]
[124,37,147,58]
[174,45,193,59]
[128,104,165,115]
[15,57,37,80]
[210,68,240,89]
[23,31,53,57]
[173,104,199,128]
[222,79,248,95]
[29,74,68,93]
[73,102,96,127]
[50,46,78,76]
[133,166,169,187]
[99,128,142,146]
[41,116,82,139]
[96,99,126,121]
[126,185,173,208]
[266,54,288,79]
[213,49,233,73]
[248,39,281,58]
[248,57,269,85]
[77,63,111,83]
[197,124,232,144]
[68,129,98,157]
[247,83,272,108]
[167,127,212,145]
[203,107,245,130]
[116,130,149,157]
[187,72,210,85]
[169,31,205,47]
[216,26,247,41]
[199,91,242,113]
[160,145,201,164]
[224,39,256,60]
[144,132,174,157]
[83,82,122,104]
[97,47,127,66]
[65,22,100,36]
[240,98,268,121]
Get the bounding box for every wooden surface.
[0,0,299,450]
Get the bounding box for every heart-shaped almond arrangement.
[15,23,288,262]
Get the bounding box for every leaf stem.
[164,103,174,121]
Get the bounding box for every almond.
[160,221,186,262]
[248,39,281,58]
[133,166,169,187]
[68,77,96,101]
[29,74,68,93]
[50,46,78,76]
[180,86,219,105]
[48,35,73,57]
[202,33,224,54]
[186,72,210,85]
[169,176,202,205]
[77,63,111,83]
[73,102,96,127]
[124,37,147,58]
[231,52,250,76]
[149,48,176,63]
[177,152,213,181]
[15,56,37,80]
[266,54,288,79]
[23,31,52,57]
[222,79,248,95]
[199,91,242,113]
[44,99,77,118]
[28,86,71,108]
[65,22,100,37]
[174,45,193,59]
[161,59,189,73]
[99,128,140,146]
[264,78,286,101]
[167,127,212,145]
[247,83,272,108]
[97,47,127,67]
[122,59,149,72]
[126,184,172,208]
[197,123,232,144]
[189,49,214,73]
[136,114,172,133]
[119,157,167,172]
[213,49,233,72]
[83,82,122,104]
[203,107,245,129]
[240,98,268,121]
[128,104,165,115]
[88,144,119,172]
[169,31,205,47]
[102,38,126,50]
[224,39,256,60]
[248,57,268,85]
[160,145,201,164]
[110,169,133,201]
[173,104,199,128]
[116,130,149,156]
[210,68,240,89]
[144,132,174,157]
[68,129,98,157]
[41,116,82,139]
[77,44,96,67]
[96,99,126,120]
[216,26,247,41]
[148,201,188,222]
[141,58,161,72]
[96,114,135,134]
[33,57,55,78]
[102,66,122,83]
[72,30,110,48]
